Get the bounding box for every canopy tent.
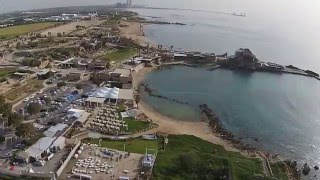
[90,87,119,99]
[67,109,85,119]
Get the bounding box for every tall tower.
[127,0,132,8]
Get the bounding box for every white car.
[23,98,29,102]
[37,90,43,94]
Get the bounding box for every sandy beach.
[119,22,157,48]
[132,67,241,152]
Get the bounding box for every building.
[85,87,133,107]
[57,58,78,68]
[66,72,84,82]
[111,68,132,84]
[127,0,132,8]
[17,136,56,162]
[66,109,90,125]
[11,72,30,80]
[44,123,68,138]
[36,69,55,80]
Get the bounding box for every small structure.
[57,58,78,68]
[36,69,55,79]
[11,72,30,80]
[111,68,132,84]
[44,123,68,138]
[142,154,156,169]
[66,72,83,82]
[20,137,56,162]
[85,87,119,106]
[0,116,17,150]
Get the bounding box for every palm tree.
[134,94,141,108]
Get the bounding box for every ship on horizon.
[232,12,246,17]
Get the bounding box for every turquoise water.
[142,66,320,168]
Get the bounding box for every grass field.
[83,138,159,154]
[84,135,288,180]
[0,22,59,40]
[124,118,151,133]
[105,47,137,62]
[154,135,266,180]
[270,162,289,180]
[0,68,15,78]
[5,79,44,102]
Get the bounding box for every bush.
[27,103,41,115]
[57,81,66,88]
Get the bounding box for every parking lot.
[15,83,96,125]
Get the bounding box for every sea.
[130,1,320,178]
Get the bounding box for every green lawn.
[270,162,289,180]
[154,135,267,180]
[0,22,59,40]
[5,79,44,102]
[84,135,280,180]
[83,138,159,154]
[105,47,137,62]
[124,118,151,133]
[0,68,15,78]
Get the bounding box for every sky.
[0,0,320,16]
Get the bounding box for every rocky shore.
[140,83,189,105]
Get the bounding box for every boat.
[232,12,246,17]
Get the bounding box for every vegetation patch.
[83,138,159,154]
[154,135,266,180]
[0,22,59,40]
[124,117,151,133]
[270,162,289,180]
[5,79,44,102]
[104,47,137,62]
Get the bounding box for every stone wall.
[56,141,81,177]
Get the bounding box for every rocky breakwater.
[199,104,259,153]
[140,83,189,105]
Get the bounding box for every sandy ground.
[59,145,142,180]
[41,19,105,36]
[132,67,239,152]
[119,22,157,48]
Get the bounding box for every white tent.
[90,87,119,99]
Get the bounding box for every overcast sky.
[0,0,320,20]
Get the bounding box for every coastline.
[132,67,250,154]
[122,15,301,179]
[119,21,157,48]
[127,22,272,156]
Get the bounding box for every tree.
[134,94,141,108]
[36,33,42,38]
[0,135,5,143]
[27,103,41,115]
[57,32,62,37]
[15,123,35,138]
[57,81,66,88]
[43,97,51,105]
[75,83,83,90]
[7,113,22,127]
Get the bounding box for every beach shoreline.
[119,21,157,48]
[132,67,253,154]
